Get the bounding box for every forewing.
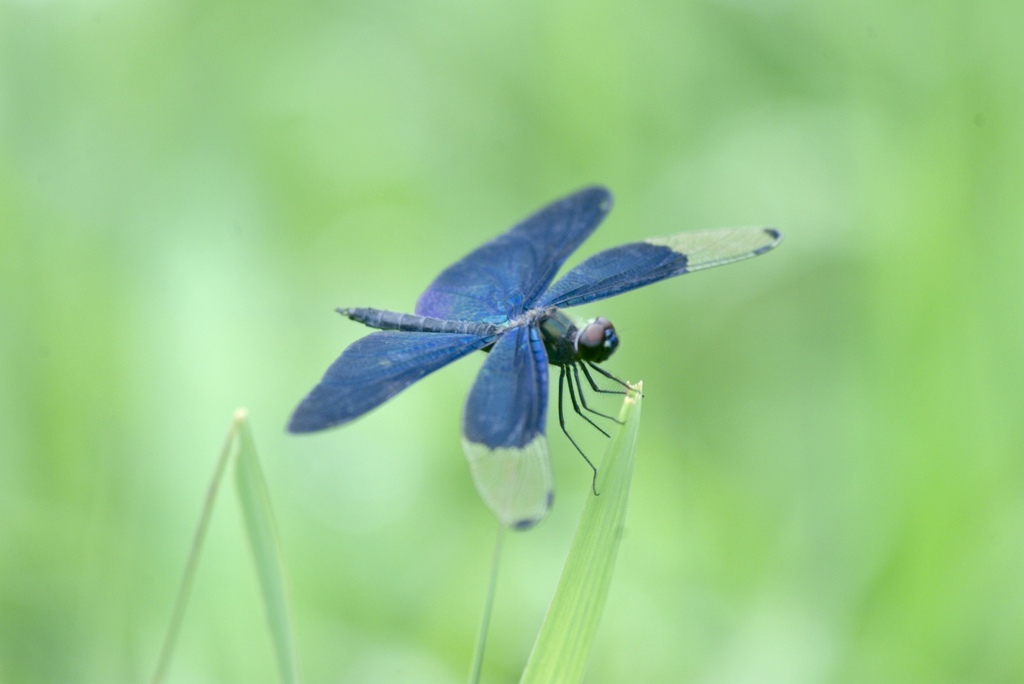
[416,186,613,321]
[288,331,494,433]
[538,227,782,308]
[462,325,553,529]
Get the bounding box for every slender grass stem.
[469,524,505,684]
[152,409,300,683]
[150,411,241,684]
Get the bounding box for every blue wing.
[537,227,783,309]
[289,331,495,433]
[461,325,553,530]
[416,186,613,322]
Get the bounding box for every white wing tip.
[462,435,554,530]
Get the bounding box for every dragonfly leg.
[579,362,626,396]
[565,366,611,438]
[571,363,624,425]
[585,361,639,394]
[558,366,600,496]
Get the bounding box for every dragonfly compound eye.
[576,317,618,363]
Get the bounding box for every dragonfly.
[289,186,782,530]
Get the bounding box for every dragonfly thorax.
[537,310,619,366]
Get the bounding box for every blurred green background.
[3,0,1022,682]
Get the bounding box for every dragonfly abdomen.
[338,307,502,336]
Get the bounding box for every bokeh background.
[3,0,1023,682]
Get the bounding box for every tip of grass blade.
[153,408,301,684]
[520,382,642,684]
[234,414,302,684]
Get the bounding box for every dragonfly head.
[575,317,618,363]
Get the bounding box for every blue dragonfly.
[289,187,782,529]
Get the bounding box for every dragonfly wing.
[538,227,782,308]
[416,186,613,321]
[289,331,495,433]
[462,325,553,530]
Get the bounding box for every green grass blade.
[151,412,237,684]
[520,382,643,684]
[233,409,302,684]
